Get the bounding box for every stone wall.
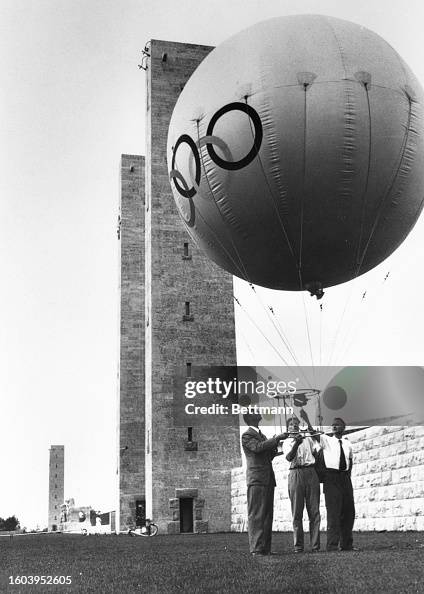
[231,426,424,532]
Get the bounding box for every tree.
[2,516,20,531]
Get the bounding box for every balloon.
[167,15,424,293]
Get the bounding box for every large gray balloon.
[167,15,424,292]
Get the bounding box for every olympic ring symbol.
[169,102,263,227]
[206,103,263,170]
[171,134,200,199]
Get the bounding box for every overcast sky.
[1,0,423,529]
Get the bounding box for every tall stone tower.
[118,154,145,531]
[48,445,64,531]
[118,40,241,533]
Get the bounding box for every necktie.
[338,439,347,471]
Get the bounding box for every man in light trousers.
[283,415,321,553]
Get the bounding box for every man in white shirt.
[283,416,321,552]
[320,417,355,551]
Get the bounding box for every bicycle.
[128,519,158,537]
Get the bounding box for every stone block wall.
[231,426,424,532]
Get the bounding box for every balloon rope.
[200,254,306,378]
[354,82,373,270]
[327,81,372,365]
[331,93,415,364]
[300,286,316,386]
[187,206,247,281]
[319,303,323,367]
[298,86,316,385]
[193,121,253,283]
[299,84,307,272]
[172,146,248,281]
[248,284,312,388]
[233,295,299,369]
[242,96,317,378]
[355,93,414,277]
[235,322,256,363]
[195,116,312,376]
[335,272,389,364]
[243,96,300,272]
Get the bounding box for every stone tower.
[118,154,145,531]
[48,445,64,531]
[118,40,241,533]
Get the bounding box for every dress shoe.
[340,546,360,551]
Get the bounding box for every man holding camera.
[282,413,321,553]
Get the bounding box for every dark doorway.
[135,499,146,527]
[179,498,193,533]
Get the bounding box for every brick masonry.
[48,445,64,531]
[231,426,424,533]
[144,40,241,533]
[118,154,145,531]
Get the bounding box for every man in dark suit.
[242,412,288,555]
[320,417,356,551]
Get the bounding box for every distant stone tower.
[118,40,241,533]
[48,445,64,531]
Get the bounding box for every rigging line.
[187,205,247,282]
[243,96,300,269]
[336,272,390,364]
[194,120,252,282]
[249,286,313,389]
[249,284,307,372]
[326,286,356,366]
[327,80,371,366]
[198,101,306,370]
[334,96,416,363]
[246,281,310,382]
[236,323,257,364]
[319,303,323,367]
[172,152,248,282]
[200,252,307,382]
[267,301,306,371]
[242,95,317,383]
[233,295,301,371]
[333,288,368,365]
[354,82,373,272]
[297,84,316,387]
[300,282,316,383]
[356,93,414,276]
[299,84,307,272]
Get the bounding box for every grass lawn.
[1,531,423,593]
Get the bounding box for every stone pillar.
[118,154,145,531]
[48,445,64,531]
[145,39,241,533]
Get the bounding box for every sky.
[1,0,424,530]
